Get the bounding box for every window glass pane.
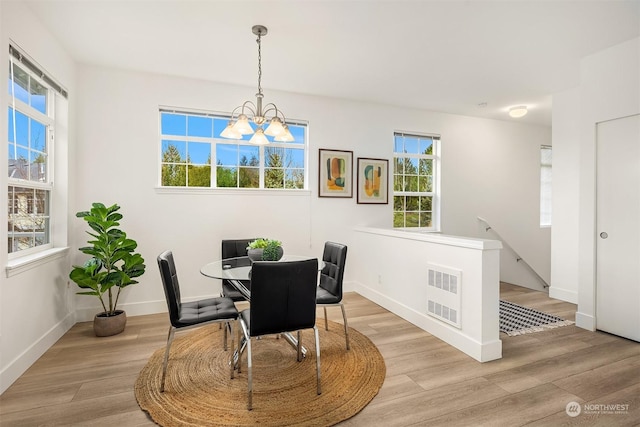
[406,196,419,211]
[12,64,29,104]
[419,159,432,176]
[394,195,404,212]
[393,174,403,192]
[161,164,186,186]
[239,167,259,188]
[264,147,285,168]
[161,140,186,163]
[405,212,420,227]
[187,165,211,187]
[31,152,47,182]
[30,119,46,152]
[420,138,433,155]
[404,137,419,154]
[405,175,418,192]
[420,196,432,211]
[394,158,404,174]
[285,169,304,189]
[394,135,403,153]
[418,175,433,192]
[393,212,404,227]
[35,189,48,214]
[161,113,187,136]
[187,142,210,164]
[15,110,28,147]
[213,117,229,138]
[187,115,213,137]
[12,147,29,180]
[420,212,432,228]
[30,79,47,114]
[216,144,237,166]
[216,166,237,187]
[288,125,306,144]
[239,145,259,166]
[265,168,284,188]
[8,108,14,142]
[285,148,304,168]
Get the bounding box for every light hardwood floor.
[1,283,639,426]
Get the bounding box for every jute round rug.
[135,319,385,426]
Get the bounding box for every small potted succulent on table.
[247,238,283,262]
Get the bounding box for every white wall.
[550,87,581,303]
[71,64,552,320]
[552,37,639,327]
[0,1,76,394]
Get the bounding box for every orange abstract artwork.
[327,157,346,190]
[363,164,381,197]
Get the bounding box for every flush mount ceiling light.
[220,25,294,145]
[509,106,528,118]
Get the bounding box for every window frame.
[7,55,56,259]
[540,145,552,228]
[158,108,308,191]
[392,131,441,231]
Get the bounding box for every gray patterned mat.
[499,300,574,336]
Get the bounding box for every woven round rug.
[135,319,385,426]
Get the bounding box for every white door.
[596,114,640,342]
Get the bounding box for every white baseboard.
[0,312,75,395]
[75,299,169,322]
[549,287,578,304]
[353,282,501,362]
[576,311,596,331]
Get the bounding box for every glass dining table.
[200,255,324,359]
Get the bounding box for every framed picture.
[357,157,389,204]
[318,149,353,198]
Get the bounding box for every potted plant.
[247,238,284,262]
[69,203,146,337]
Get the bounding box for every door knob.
[600,232,608,239]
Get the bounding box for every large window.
[159,109,307,189]
[393,132,440,230]
[540,145,552,227]
[7,47,61,255]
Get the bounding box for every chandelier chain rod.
[256,33,262,97]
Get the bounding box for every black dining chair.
[221,238,257,302]
[238,259,321,410]
[157,250,239,392]
[316,242,350,350]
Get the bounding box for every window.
[393,132,440,229]
[540,145,552,227]
[159,109,307,189]
[7,47,62,255]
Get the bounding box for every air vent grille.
[426,264,462,328]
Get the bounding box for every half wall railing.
[477,216,549,289]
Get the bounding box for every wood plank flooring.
[1,283,639,426]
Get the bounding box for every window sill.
[154,187,311,196]
[6,247,69,278]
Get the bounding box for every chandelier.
[220,25,294,145]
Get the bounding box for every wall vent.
[426,264,462,328]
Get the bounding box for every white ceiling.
[24,0,640,126]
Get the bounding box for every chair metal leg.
[247,337,253,410]
[237,320,243,374]
[228,321,235,379]
[223,320,228,351]
[314,326,321,395]
[160,326,176,393]
[340,303,350,350]
[323,307,328,331]
[297,330,302,362]
[239,319,252,409]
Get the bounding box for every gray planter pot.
[93,310,127,337]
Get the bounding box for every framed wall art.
[318,149,353,198]
[357,157,389,204]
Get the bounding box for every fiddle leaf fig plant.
[69,203,146,316]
